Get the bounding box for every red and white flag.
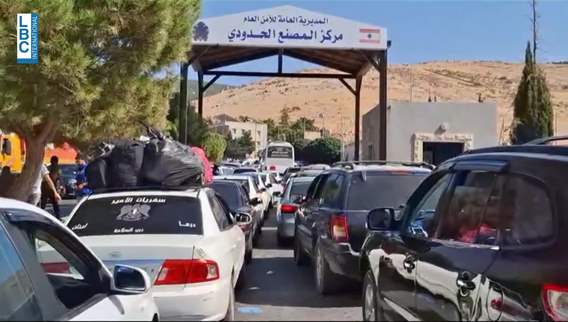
[360,28,381,44]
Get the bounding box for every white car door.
[8,209,157,321]
[208,194,245,280]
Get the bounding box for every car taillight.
[155,259,219,285]
[543,284,568,321]
[270,165,276,171]
[42,262,70,274]
[280,204,298,213]
[330,214,349,243]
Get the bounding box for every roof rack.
[525,135,568,145]
[91,185,202,195]
[332,160,435,170]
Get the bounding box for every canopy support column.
[379,51,388,160]
[354,76,362,161]
[178,62,189,143]
[197,71,204,121]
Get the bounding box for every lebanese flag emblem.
[360,28,381,44]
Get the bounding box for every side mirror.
[236,213,252,224]
[367,208,396,231]
[2,139,11,155]
[273,191,281,197]
[250,197,262,206]
[260,188,267,192]
[111,265,150,294]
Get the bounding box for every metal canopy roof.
[190,46,373,76]
[181,6,390,160]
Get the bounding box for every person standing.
[29,163,61,209]
[40,156,62,219]
[75,154,92,197]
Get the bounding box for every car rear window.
[67,195,203,236]
[347,172,428,210]
[289,181,311,200]
[211,183,241,210]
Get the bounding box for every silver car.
[276,176,316,245]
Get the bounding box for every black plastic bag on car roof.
[141,129,203,187]
[108,139,145,187]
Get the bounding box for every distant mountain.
[187,80,233,101]
[200,61,568,141]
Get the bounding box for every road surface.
[235,210,362,321]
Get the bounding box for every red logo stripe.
[360,28,381,33]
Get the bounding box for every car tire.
[293,233,309,266]
[314,241,342,295]
[223,278,236,321]
[362,268,380,321]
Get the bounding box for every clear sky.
[190,0,568,85]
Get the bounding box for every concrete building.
[362,102,498,165]
[303,130,321,141]
[211,119,268,153]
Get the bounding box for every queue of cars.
[4,138,568,321]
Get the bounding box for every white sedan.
[64,188,250,321]
[0,197,158,321]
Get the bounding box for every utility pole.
[531,0,539,61]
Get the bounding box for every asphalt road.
[235,209,362,321]
[56,199,363,321]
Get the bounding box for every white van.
[263,141,295,174]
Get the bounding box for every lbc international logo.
[17,13,39,64]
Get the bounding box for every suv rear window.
[347,172,428,210]
[68,195,203,236]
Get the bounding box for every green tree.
[238,130,255,155]
[202,133,226,163]
[302,137,341,165]
[511,42,554,144]
[0,0,200,200]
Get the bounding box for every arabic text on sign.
[227,28,343,44]
[243,14,329,26]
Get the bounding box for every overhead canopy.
[190,5,387,74]
[183,6,390,161]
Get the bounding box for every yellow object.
[0,132,24,173]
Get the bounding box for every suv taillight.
[270,165,276,171]
[543,284,568,321]
[155,259,219,285]
[330,214,349,243]
[280,204,298,213]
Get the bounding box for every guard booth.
[180,5,390,160]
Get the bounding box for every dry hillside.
[200,61,568,143]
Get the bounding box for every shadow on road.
[237,211,361,310]
[238,256,361,308]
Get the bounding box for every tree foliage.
[511,42,554,144]
[0,0,200,199]
[302,137,341,165]
[224,131,255,160]
[202,132,226,163]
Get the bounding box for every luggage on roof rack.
[86,125,205,190]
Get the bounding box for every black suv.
[360,144,568,321]
[293,161,432,294]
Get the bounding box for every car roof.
[463,144,568,159]
[214,175,252,181]
[86,188,201,200]
[1,197,55,216]
[331,161,433,174]
[290,176,316,183]
[210,180,242,188]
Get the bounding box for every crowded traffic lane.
[235,211,361,321]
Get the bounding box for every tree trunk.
[2,138,46,201]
